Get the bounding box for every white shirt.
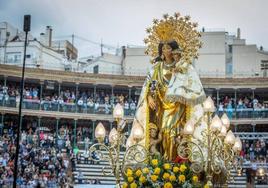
[218,104,224,111]
[124,103,129,109]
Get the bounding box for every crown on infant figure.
[144,12,202,64]
[149,123,158,131]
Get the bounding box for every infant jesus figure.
[149,123,162,157]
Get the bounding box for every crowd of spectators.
[0,118,74,187]
[240,139,268,164]
[2,84,268,118]
[74,91,138,115]
[0,84,138,115]
[214,95,268,110]
[239,139,268,186]
[210,95,268,119]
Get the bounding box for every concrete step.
[74,175,122,181]
[74,180,116,185]
[228,181,247,185]
[79,149,126,155]
[75,164,114,169]
[231,177,247,180]
[74,171,122,177]
[74,183,115,188]
[74,168,112,173]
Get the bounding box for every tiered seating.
[228,169,267,188]
[73,150,125,185]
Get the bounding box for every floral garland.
[122,157,207,188]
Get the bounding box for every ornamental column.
[234,88,237,119]
[75,83,79,113]
[128,86,132,102]
[39,80,44,110]
[74,119,77,147]
[216,88,220,107]
[56,118,60,145]
[57,81,61,111]
[92,120,96,143]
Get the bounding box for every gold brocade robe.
[129,61,206,161]
[150,62,186,161]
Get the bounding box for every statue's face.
[173,52,181,62]
[162,44,173,59]
[150,129,157,138]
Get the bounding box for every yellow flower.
[163,163,171,170]
[127,177,134,183]
[192,175,198,183]
[151,159,159,167]
[151,175,158,182]
[130,182,137,188]
[135,169,142,177]
[122,182,128,188]
[169,175,176,182]
[178,174,186,183]
[179,164,187,173]
[126,169,133,177]
[139,175,146,183]
[164,182,173,188]
[204,184,210,188]
[173,166,179,173]
[154,167,161,175]
[163,172,170,180]
[142,167,150,174]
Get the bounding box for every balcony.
[1,97,268,124]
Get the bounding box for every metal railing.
[1,97,268,120]
[216,108,268,120]
[234,132,268,140]
[0,98,136,117]
[242,163,268,169]
[197,70,266,78]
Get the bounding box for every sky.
[0,0,268,57]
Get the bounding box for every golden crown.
[149,123,158,130]
[144,12,202,64]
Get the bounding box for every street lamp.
[203,96,215,112]
[177,96,241,187]
[183,119,195,135]
[89,103,148,187]
[95,122,106,142]
[113,103,124,119]
[221,113,230,129]
[13,15,31,188]
[210,115,223,132]
[131,123,144,142]
[224,130,236,145]
[232,137,242,152]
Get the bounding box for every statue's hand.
[147,95,156,110]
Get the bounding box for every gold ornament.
[144,12,202,64]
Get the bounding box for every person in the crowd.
[77,171,84,184]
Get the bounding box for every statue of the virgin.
[128,13,206,161]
